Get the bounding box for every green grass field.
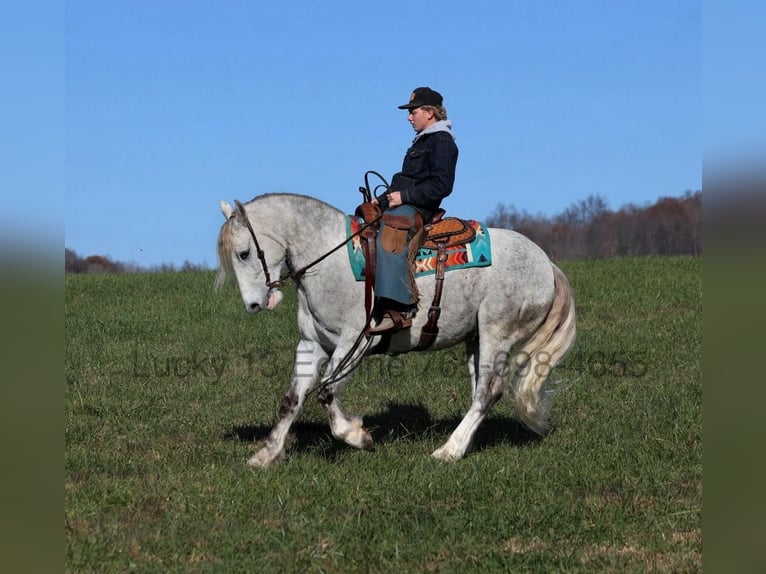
[65,256,701,573]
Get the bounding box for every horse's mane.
[249,192,341,212]
[215,216,236,290]
[215,193,343,290]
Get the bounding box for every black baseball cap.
[397,87,443,110]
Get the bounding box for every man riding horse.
[368,87,459,334]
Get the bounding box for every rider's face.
[408,107,435,133]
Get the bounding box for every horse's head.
[216,200,285,313]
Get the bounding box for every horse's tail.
[511,264,576,435]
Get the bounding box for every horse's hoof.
[431,445,463,462]
[340,417,374,450]
[247,448,283,468]
[344,428,374,451]
[360,431,374,451]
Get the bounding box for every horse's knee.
[317,386,333,407]
[278,390,299,419]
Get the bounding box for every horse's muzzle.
[244,289,282,314]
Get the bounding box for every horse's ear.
[220,200,234,220]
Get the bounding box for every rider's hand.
[386,191,403,208]
[372,191,402,211]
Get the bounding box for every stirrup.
[368,310,413,334]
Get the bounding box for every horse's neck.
[258,195,346,269]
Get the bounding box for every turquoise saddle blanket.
[345,216,492,281]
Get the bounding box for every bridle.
[234,200,286,289]
[233,199,381,290]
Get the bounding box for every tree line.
[65,190,701,273]
[64,249,208,274]
[485,190,701,260]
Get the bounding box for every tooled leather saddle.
[422,210,476,248]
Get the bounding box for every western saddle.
[356,204,476,350]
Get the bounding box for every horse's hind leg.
[247,339,327,467]
[464,336,480,396]
[432,367,506,462]
[432,335,515,461]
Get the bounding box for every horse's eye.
[238,250,250,261]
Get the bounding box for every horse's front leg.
[247,339,327,468]
[317,349,374,451]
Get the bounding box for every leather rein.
[233,199,381,290]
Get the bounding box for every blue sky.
[8,1,721,268]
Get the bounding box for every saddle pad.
[346,216,492,281]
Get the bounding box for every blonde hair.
[421,105,448,121]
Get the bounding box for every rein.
[234,200,382,290]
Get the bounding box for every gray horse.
[217,193,576,466]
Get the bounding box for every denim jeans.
[374,204,420,305]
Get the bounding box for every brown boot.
[368,309,413,334]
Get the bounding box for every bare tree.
[485,191,701,259]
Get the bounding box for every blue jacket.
[393,121,458,222]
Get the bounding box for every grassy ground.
[65,256,701,572]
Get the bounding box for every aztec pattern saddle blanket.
[345,216,492,281]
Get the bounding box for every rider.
[368,87,459,334]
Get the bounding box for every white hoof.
[347,417,374,450]
[431,444,464,462]
[247,446,284,468]
[352,428,375,451]
[333,416,374,450]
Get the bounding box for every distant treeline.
[486,190,701,260]
[65,191,701,273]
[64,250,208,274]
